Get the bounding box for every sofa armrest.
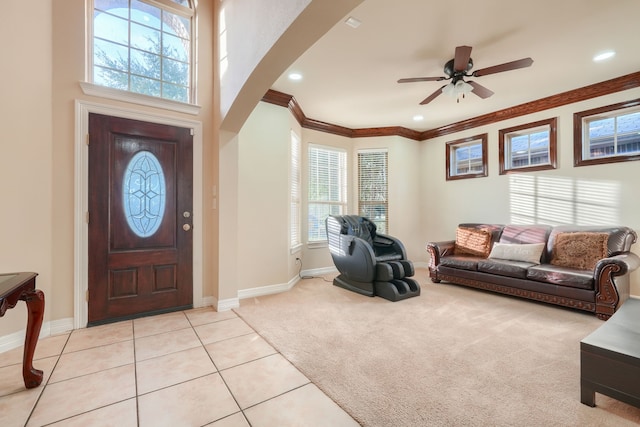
[594,252,640,319]
[426,240,455,282]
[595,253,640,278]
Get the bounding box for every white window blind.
[308,145,347,242]
[358,150,388,234]
[290,131,301,248]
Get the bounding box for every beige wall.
[0,1,53,336]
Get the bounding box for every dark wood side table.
[0,272,45,388]
[581,298,640,408]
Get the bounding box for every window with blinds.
[308,145,347,242]
[290,131,301,249]
[358,150,388,234]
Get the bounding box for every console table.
[0,272,45,388]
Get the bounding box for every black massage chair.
[326,215,420,301]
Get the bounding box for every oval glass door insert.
[123,151,166,237]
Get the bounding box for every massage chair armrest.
[373,233,408,259]
[329,234,377,283]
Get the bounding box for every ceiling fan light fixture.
[442,80,473,100]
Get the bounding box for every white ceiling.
[270,0,640,132]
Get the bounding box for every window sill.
[307,241,328,249]
[290,244,303,255]
[80,82,201,115]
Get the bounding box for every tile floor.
[0,307,360,427]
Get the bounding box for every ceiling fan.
[398,45,533,105]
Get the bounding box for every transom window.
[499,118,557,174]
[446,134,488,181]
[308,145,347,242]
[358,150,388,234]
[574,99,640,167]
[92,0,195,103]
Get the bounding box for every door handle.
[182,224,191,231]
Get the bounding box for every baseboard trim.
[217,297,240,311]
[0,317,74,353]
[300,266,337,278]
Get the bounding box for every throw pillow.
[488,242,545,264]
[455,227,492,257]
[551,232,609,270]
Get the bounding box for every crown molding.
[262,71,640,142]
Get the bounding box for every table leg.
[22,289,44,388]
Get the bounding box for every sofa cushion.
[499,225,551,244]
[454,227,492,257]
[440,256,480,271]
[477,259,531,279]
[527,264,595,290]
[551,232,609,270]
[488,242,545,264]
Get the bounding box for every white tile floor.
[0,308,359,427]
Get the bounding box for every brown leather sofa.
[426,224,640,319]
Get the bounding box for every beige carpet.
[234,270,640,427]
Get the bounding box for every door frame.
[74,100,204,329]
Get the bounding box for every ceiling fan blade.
[468,81,494,99]
[398,76,445,83]
[472,57,533,77]
[420,86,446,105]
[453,45,473,72]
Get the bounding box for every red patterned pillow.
[551,232,609,270]
[454,227,492,257]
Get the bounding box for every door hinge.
[85,289,89,302]
[86,211,90,224]
[190,128,194,136]
[86,134,90,145]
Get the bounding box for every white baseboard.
[300,266,337,278]
[217,297,240,311]
[0,317,74,354]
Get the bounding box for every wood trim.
[498,117,558,175]
[445,133,488,181]
[573,97,640,167]
[262,71,640,141]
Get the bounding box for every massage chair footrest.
[374,278,420,302]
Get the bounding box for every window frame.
[445,133,488,181]
[357,149,388,234]
[498,117,557,175]
[307,144,348,243]
[289,131,302,252]
[574,98,640,167]
[88,0,197,107]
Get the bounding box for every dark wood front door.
[88,114,193,325]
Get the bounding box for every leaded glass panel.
[123,151,166,238]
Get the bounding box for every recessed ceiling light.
[288,72,303,81]
[413,115,424,122]
[345,16,361,28]
[593,50,616,62]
